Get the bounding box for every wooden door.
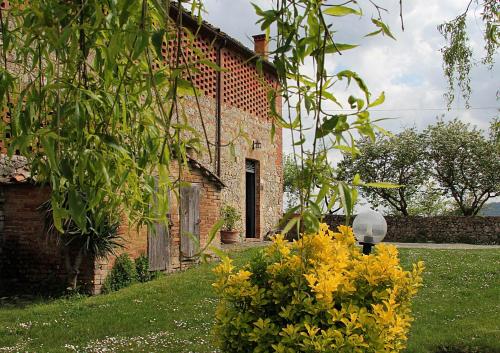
[148,178,170,271]
[180,184,200,259]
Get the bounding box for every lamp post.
[352,209,387,255]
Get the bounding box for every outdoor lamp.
[352,209,387,255]
[252,140,262,150]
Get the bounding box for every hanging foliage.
[257,0,399,234]
[438,0,499,108]
[0,0,208,232]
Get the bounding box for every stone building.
[0,6,282,294]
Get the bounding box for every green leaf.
[365,29,383,37]
[205,219,224,250]
[339,181,353,221]
[371,18,396,40]
[133,31,150,60]
[68,187,86,231]
[325,43,358,53]
[369,91,385,107]
[316,115,341,138]
[151,29,166,60]
[281,216,299,235]
[324,6,361,17]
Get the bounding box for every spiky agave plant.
[40,196,123,291]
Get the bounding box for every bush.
[213,224,424,353]
[221,205,241,231]
[134,254,161,283]
[102,254,137,293]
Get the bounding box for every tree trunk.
[64,247,84,290]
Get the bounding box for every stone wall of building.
[322,215,500,245]
[182,69,283,239]
[183,93,283,239]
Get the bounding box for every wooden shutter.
[180,184,200,259]
[148,178,170,271]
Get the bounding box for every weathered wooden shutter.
[148,178,170,271]
[180,184,200,259]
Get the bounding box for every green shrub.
[221,205,241,231]
[213,224,424,353]
[135,254,150,283]
[134,254,161,283]
[102,254,137,293]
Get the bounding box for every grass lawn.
[0,248,499,353]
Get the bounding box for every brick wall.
[0,162,222,295]
[91,219,149,295]
[168,161,222,271]
[322,215,500,245]
[0,184,95,295]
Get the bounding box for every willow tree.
[0,1,210,234]
[1,0,400,241]
[438,0,499,108]
[258,0,399,232]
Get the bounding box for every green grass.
[0,248,498,353]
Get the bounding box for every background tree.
[283,154,301,210]
[491,118,500,146]
[340,129,429,216]
[406,180,455,217]
[425,119,500,216]
[438,0,498,107]
[283,152,342,213]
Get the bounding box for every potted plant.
[220,205,241,244]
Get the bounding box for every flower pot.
[221,230,240,244]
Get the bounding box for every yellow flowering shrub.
[213,224,424,353]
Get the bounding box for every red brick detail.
[161,32,217,99]
[158,30,279,121]
[222,48,277,120]
[252,34,268,59]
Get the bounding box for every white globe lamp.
[352,209,387,254]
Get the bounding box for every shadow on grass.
[0,291,89,309]
[432,344,500,353]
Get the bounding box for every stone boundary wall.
[323,215,500,245]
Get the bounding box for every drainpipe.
[215,34,226,177]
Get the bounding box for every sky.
[202,0,499,142]
[202,0,499,210]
